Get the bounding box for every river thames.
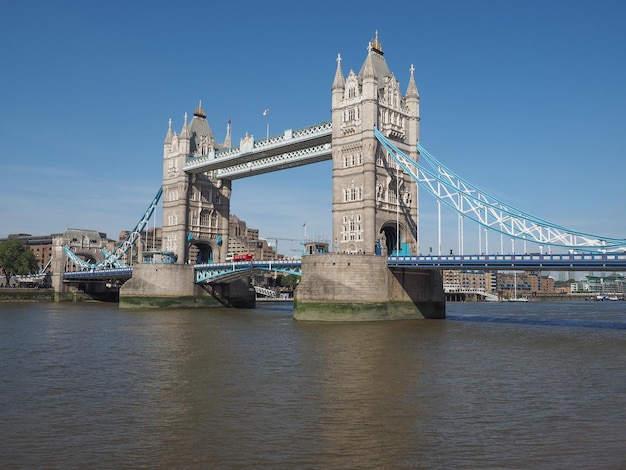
[1,300,624,469]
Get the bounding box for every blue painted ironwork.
[388,253,626,271]
[63,246,95,270]
[64,267,133,280]
[194,260,302,284]
[374,128,626,252]
[15,257,52,284]
[63,187,163,271]
[194,254,626,282]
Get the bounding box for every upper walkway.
[183,122,332,179]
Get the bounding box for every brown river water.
[1,301,624,469]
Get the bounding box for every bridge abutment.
[293,254,445,321]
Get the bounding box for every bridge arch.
[73,250,101,264]
[189,240,214,264]
[379,221,410,256]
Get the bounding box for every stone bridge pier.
[294,254,445,321]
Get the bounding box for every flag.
[263,109,269,116]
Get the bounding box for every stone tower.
[331,32,420,256]
[161,103,232,264]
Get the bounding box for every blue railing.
[194,260,302,283]
[64,268,133,280]
[388,253,626,271]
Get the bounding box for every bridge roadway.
[194,260,302,283]
[62,252,626,283]
[183,122,332,179]
[63,267,133,281]
[388,252,626,271]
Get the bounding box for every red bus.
[228,253,253,262]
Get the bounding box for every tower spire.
[181,112,190,139]
[224,118,232,149]
[406,64,419,98]
[332,53,345,90]
[164,117,173,144]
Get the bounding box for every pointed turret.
[405,64,420,149]
[164,118,173,144]
[332,53,345,91]
[181,112,190,138]
[223,118,232,149]
[179,112,191,154]
[163,118,173,159]
[332,53,345,110]
[406,64,419,99]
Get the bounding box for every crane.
[264,237,301,256]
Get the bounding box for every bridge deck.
[388,253,626,271]
[62,252,626,283]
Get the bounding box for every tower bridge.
[52,33,626,319]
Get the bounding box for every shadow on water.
[446,300,626,330]
[447,313,626,330]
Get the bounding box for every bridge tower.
[331,32,420,256]
[295,33,444,320]
[161,103,232,264]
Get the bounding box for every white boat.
[596,294,620,301]
[508,271,529,302]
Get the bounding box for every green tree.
[279,274,300,290]
[0,239,39,286]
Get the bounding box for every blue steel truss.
[63,187,163,271]
[15,257,52,283]
[194,260,302,284]
[374,129,626,252]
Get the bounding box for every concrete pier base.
[293,254,445,321]
[119,264,255,309]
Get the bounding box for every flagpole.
[263,108,270,140]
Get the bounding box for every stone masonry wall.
[119,264,255,309]
[294,254,445,320]
[296,254,391,303]
[120,264,196,297]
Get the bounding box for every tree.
[278,274,300,290]
[0,239,39,286]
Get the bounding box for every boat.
[596,294,620,301]
[507,271,529,302]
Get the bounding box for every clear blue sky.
[1,1,625,256]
